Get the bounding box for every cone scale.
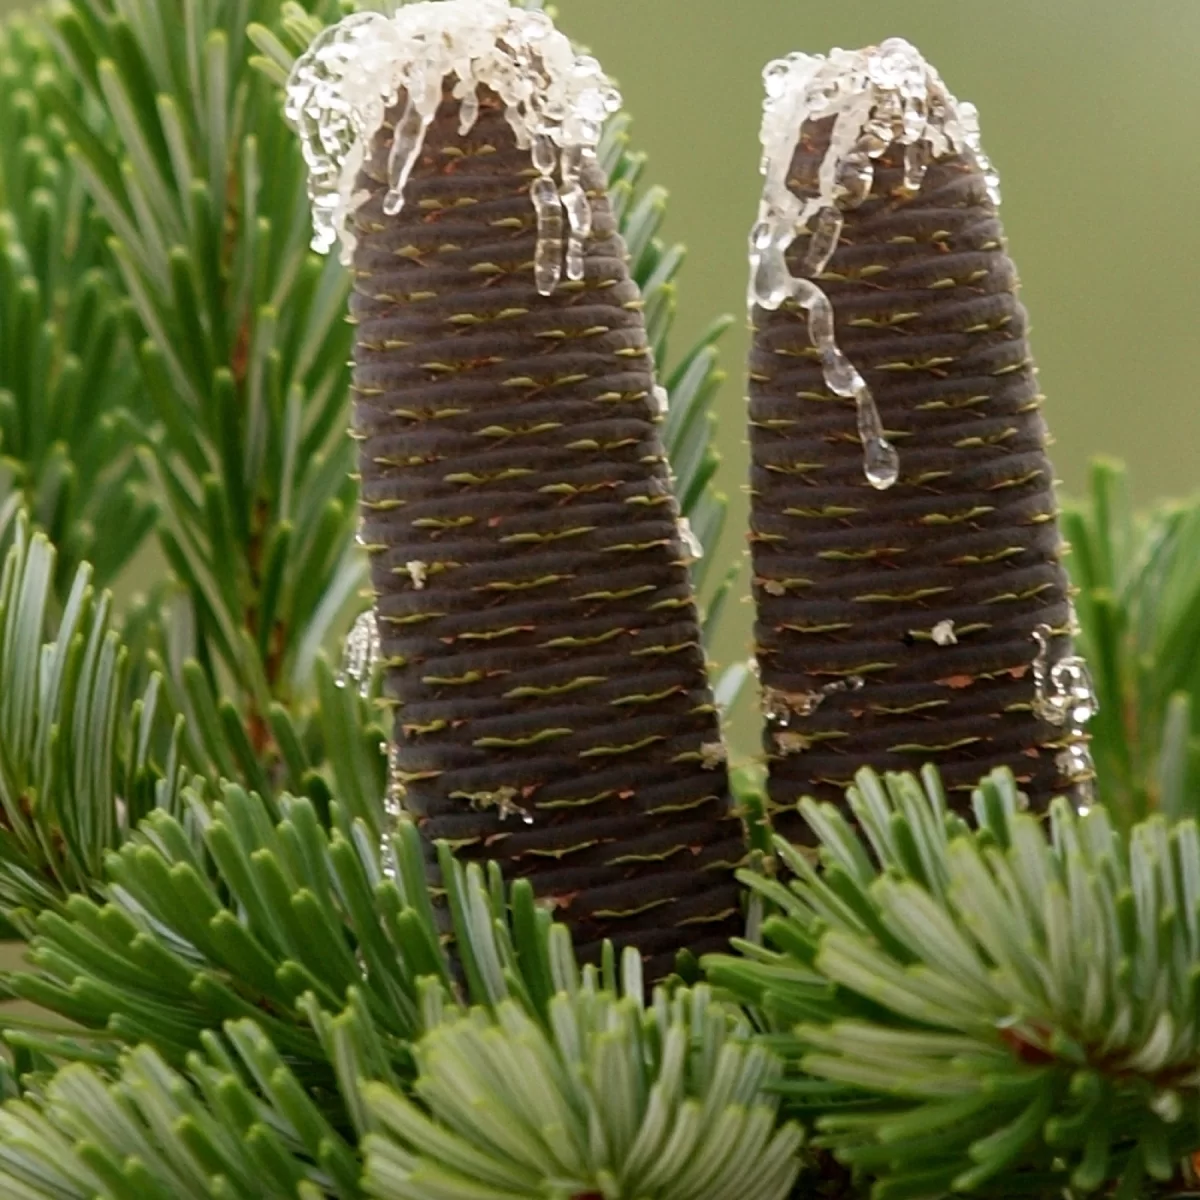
[288,3,743,975]
[746,42,1096,837]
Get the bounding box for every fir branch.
[0,11,153,590]
[2,782,644,1085]
[0,789,805,1198]
[0,980,802,1200]
[0,1028,359,1199]
[0,516,181,923]
[40,0,361,745]
[361,981,803,1200]
[1064,459,1200,829]
[707,767,1200,1197]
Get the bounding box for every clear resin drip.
[381,740,404,878]
[559,143,593,282]
[285,0,619,282]
[530,174,564,295]
[749,37,1001,490]
[1031,625,1098,802]
[796,278,899,490]
[340,608,380,696]
[383,94,432,216]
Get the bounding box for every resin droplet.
[340,608,380,696]
[385,740,404,820]
[931,619,957,646]
[464,786,534,824]
[1031,626,1098,727]
[676,516,704,564]
[762,685,826,721]
[407,559,428,590]
[650,384,670,417]
[285,1,619,267]
[1031,624,1098,801]
[379,739,404,878]
[775,730,811,756]
[761,677,864,726]
[457,86,479,135]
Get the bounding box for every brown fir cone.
[747,43,1095,839]
[348,86,744,976]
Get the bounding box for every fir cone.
[747,43,1095,839]
[348,86,743,976]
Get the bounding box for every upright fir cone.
[287,2,744,976]
[746,41,1097,838]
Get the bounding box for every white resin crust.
[748,37,1000,492]
[285,0,620,293]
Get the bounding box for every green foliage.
[1065,460,1200,829]
[0,13,153,588]
[4,2,1199,1199]
[40,0,361,721]
[0,517,181,920]
[361,984,802,1200]
[0,790,802,1199]
[0,983,802,1200]
[709,767,1200,1197]
[0,1029,359,1200]
[3,780,645,1083]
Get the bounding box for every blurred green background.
[3,0,1198,745]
